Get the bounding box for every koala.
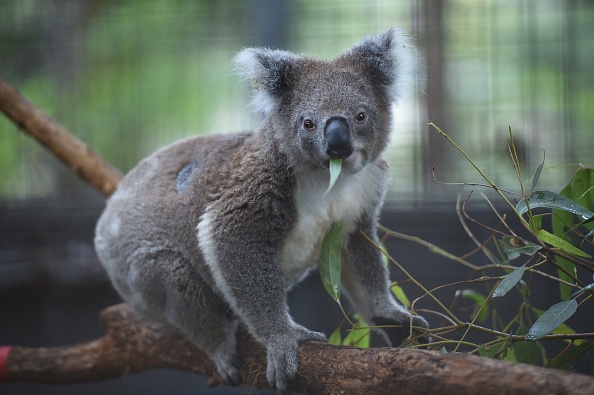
[94,28,428,392]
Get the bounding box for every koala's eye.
[355,111,367,123]
[303,118,316,131]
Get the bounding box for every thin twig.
[378,226,479,271]
[457,191,499,264]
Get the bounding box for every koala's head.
[234,28,416,174]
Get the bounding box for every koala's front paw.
[373,313,429,346]
[266,327,327,392]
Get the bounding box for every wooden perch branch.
[1,76,594,394]
[1,304,593,394]
[2,304,236,385]
[0,76,123,195]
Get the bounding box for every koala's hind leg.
[173,305,242,386]
[122,247,243,385]
[341,214,429,346]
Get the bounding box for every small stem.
[431,167,521,197]
[429,122,526,225]
[508,126,526,198]
[413,309,458,326]
[454,282,498,352]
[457,191,499,264]
[543,247,594,273]
[379,226,479,270]
[337,302,356,327]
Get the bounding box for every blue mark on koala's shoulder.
[176,161,200,193]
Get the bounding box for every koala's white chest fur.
[280,163,385,285]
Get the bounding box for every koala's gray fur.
[95,28,428,392]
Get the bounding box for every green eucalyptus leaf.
[380,242,389,266]
[323,158,343,196]
[528,214,543,233]
[569,168,594,210]
[570,282,594,299]
[526,300,578,340]
[492,265,525,298]
[479,335,513,359]
[328,326,342,345]
[579,215,594,227]
[567,167,594,230]
[458,288,485,304]
[504,347,517,362]
[458,289,488,321]
[497,236,541,261]
[537,229,591,258]
[529,305,582,345]
[546,342,593,370]
[552,182,579,301]
[391,283,411,308]
[343,315,370,348]
[530,150,545,194]
[512,325,545,366]
[516,190,594,220]
[319,220,344,303]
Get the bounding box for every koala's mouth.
[343,151,360,165]
[324,150,364,173]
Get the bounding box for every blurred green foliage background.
[1,0,593,203]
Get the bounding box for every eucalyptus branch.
[533,252,585,288]
[337,301,357,328]
[411,276,498,310]
[458,233,497,261]
[454,282,498,352]
[431,167,521,197]
[481,192,519,237]
[413,309,458,326]
[541,247,593,276]
[378,226,479,271]
[524,266,583,290]
[434,322,594,343]
[546,248,594,272]
[429,122,522,220]
[456,191,499,264]
[416,338,482,350]
[508,126,527,198]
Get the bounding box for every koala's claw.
[295,328,327,343]
[266,328,327,392]
[373,313,430,346]
[212,353,243,386]
[411,315,431,344]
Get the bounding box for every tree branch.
[0,76,123,196]
[1,304,593,394]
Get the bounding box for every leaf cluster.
[320,124,594,373]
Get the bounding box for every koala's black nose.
[325,118,353,159]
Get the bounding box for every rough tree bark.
[1,76,593,394]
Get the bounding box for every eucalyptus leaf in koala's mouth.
[323,158,342,197]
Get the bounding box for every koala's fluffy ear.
[345,28,417,103]
[233,48,301,115]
